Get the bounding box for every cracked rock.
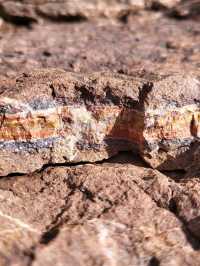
[0,154,199,265]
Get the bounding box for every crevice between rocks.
[0,150,146,180]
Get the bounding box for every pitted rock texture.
[0,69,199,175]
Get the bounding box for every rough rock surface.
[0,69,199,175]
[0,153,199,266]
[0,0,200,265]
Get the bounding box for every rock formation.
[0,69,199,175]
[0,0,200,265]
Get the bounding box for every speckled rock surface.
[0,1,200,265]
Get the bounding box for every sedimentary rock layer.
[0,69,199,175]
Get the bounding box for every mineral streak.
[0,69,199,175]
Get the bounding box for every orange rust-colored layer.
[0,105,199,143]
[0,106,143,143]
[0,108,62,141]
[145,108,200,141]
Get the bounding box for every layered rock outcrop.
[0,69,199,175]
[0,0,200,265]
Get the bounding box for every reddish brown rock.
[2,0,198,25]
[168,172,200,240]
[0,155,199,265]
[0,69,199,175]
[0,2,200,265]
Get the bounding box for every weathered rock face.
[0,154,199,266]
[32,218,200,266]
[0,69,199,175]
